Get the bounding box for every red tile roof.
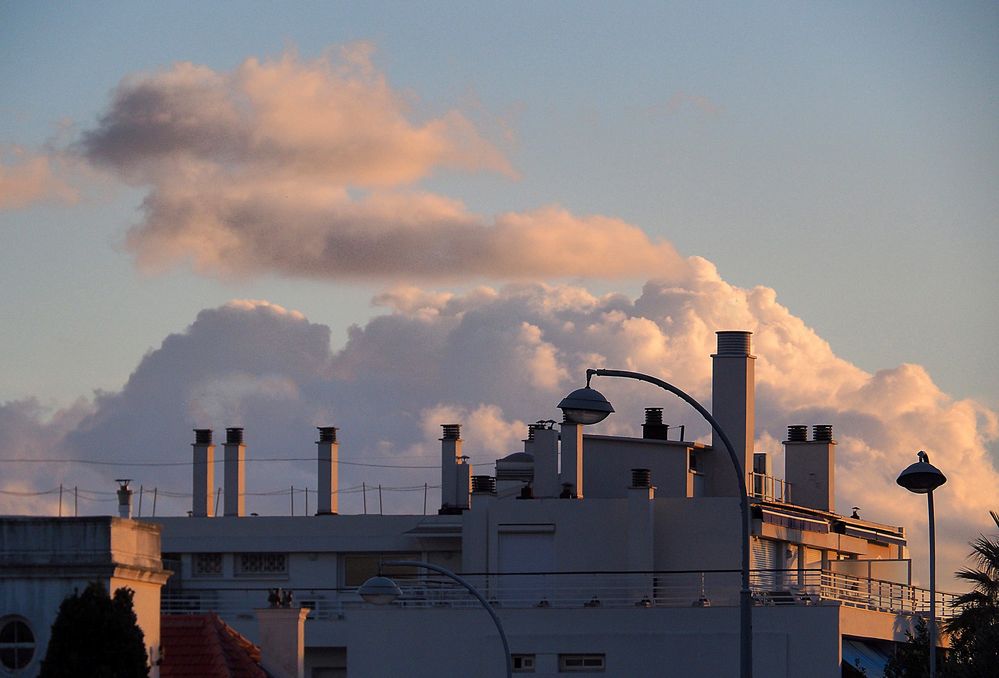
[161,614,268,678]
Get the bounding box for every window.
[343,553,419,587]
[236,553,288,576]
[193,553,223,577]
[559,654,605,672]
[512,654,536,672]
[0,617,35,671]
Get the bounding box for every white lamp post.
[897,450,947,678]
[559,368,753,678]
[359,560,513,678]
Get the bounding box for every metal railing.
[748,472,791,503]
[162,568,959,620]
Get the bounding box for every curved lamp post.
[359,560,513,678]
[897,451,947,678]
[559,368,753,678]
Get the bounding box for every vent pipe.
[317,427,339,515]
[116,479,133,519]
[192,429,214,517]
[224,427,246,517]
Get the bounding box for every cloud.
[73,47,689,282]
[0,147,79,209]
[2,274,997,588]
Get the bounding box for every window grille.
[237,553,288,576]
[559,654,605,672]
[193,553,223,577]
[0,618,35,671]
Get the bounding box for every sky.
[1,1,997,589]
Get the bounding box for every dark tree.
[944,511,999,678]
[40,581,148,678]
[883,615,933,678]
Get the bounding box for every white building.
[140,331,950,678]
[0,516,169,678]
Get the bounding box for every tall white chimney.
[192,429,214,517]
[440,424,471,513]
[710,331,755,497]
[784,425,836,512]
[559,421,583,498]
[316,427,338,515]
[529,424,559,498]
[116,479,133,519]
[223,427,246,517]
[255,606,309,678]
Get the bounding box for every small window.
[559,653,605,672]
[343,553,420,587]
[236,553,288,576]
[0,617,35,671]
[512,654,535,672]
[193,553,223,577]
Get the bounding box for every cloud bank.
[2,268,996,587]
[0,147,78,209]
[70,46,687,282]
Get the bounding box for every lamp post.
[896,451,947,678]
[559,368,753,678]
[358,560,513,678]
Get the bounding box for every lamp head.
[358,575,402,605]
[896,450,946,494]
[558,385,614,425]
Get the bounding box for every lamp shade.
[897,458,946,494]
[558,386,615,425]
[358,576,402,605]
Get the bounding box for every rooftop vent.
[317,426,338,443]
[715,331,753,356]
[194,429,213,445]
[642,408,670,440]
[786,425,808,442]
[225,427,244,445]
[471,475,496,494]
[631,468,652,488]
[812,425,834,442]
[441,424,461,440]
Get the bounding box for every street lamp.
[897,451,947,678]
[358,560,513,678]
[558,368,753,678]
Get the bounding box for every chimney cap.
[193,428,213,445]
[441,424,461,440]
[317,426,338,443]
[714,331,753,356]
[225,427,244,444]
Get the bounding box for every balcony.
[162,568,959,621]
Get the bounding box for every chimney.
[192,429,214,517]
[316,427,338,515]
[710,331,755,497]
[528,423,559,498]
[223,427,246,517]
[116,479,133,519]
[559,419,583,498]
[627,469,655,600]
[439,424,470,513]
[784,425,836,512]
[255,605,309,678]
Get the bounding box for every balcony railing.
[162,568,959,621]
[748,472,791,503]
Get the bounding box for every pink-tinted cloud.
[0,148,78,209]
[3,274,996,587]
[75,47,689,282]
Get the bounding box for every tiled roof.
[161,614,268,678]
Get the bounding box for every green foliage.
[943,511,999,678]
[39,581,149,678]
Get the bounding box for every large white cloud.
[2,271,996,589]
[68,47,688,282]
